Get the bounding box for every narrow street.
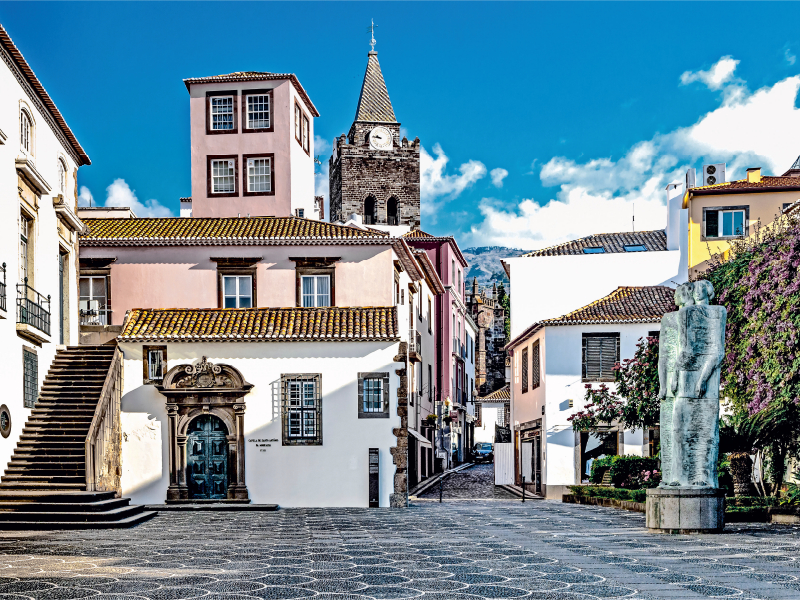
[417,463,518,500]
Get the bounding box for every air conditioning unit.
[685,167,696,189]
[702,163,725,186]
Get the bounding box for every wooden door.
[187,415,229,500]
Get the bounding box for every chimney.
[746,167,762,184]
[180,197,192,218]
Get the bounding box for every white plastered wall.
[118,340,402,507]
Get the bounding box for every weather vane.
[367,19,377,52]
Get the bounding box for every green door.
[187,415,229,499]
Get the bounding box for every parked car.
[471,442,494,463]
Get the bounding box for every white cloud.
[315,161,330,220]
[314,135,331,157]
[680,55,740,90]
[78,186,93,207]
[786,47,797,66]
[104,179,173,217]
[490,168,509,188]
[421,143,486,222]
[467,58,800,249]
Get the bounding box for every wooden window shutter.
[706,209,719,238]
[531,341,541,389]
[582,334,620,381]
[521,347,528,392]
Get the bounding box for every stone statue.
[670,280,726,488]
[657,282,694,487]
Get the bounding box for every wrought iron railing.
[80,308,112,326]
[0,263,6,312]
[86,347,123,493]
[16,279,50,335]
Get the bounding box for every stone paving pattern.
[418,465,517,500]
[0,498,798,600]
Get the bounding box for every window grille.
[282,374,322,445]
[247,94,270,129]
[23,349,38,408]
[582,333,620,382]
[211,159,235,193]
[223,275,252,308]
[211,96,234,130]
[521,347,529,392]
[358,372,390,418]
[531,341,541,389]
[247,158,271,193]
[363,379,383,412]
[143,346,167,384]
[301,275,330,307]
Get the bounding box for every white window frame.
[301,275,330,308]
[362,377,384,413]
[302,114,310,153]
[222,275,253,308]
[79,276,109,325]
[57,159,67,194]
[19,214,31,283]
[20,109,31,154]
[247,157,272,193]
[210,96,234,130]
[211,159,236,194]
[148,348,164,381]
[246,94,270,129]
[719,209,746,238]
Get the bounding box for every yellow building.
[684,158,800,277]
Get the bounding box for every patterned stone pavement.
[417,465,517,500]
[0,499,798,600]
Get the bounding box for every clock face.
[369,126,393,150]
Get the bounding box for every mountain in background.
[461,246,526,290]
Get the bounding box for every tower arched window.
[387,197,399,226]
[364,196,377,225]
[57,159,67,195]
[20,109,32,153]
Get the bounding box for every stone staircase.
[0,346,156,529]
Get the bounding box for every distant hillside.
[462,246,526,290]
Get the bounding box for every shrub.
[588,455,659,488]
[568,485,647,503]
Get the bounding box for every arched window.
[57,159,67,195]
[387,197,399,226]
[364,196,377,225]
[20,109,31,153]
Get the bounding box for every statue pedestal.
[646,487,724,533]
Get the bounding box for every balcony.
[80,303,112,326]
[408,330,422,363]
[16,279,50,344]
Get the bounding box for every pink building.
[184,72,319,220]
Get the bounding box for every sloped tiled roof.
[542,286,676,326]
[81,217,387,246]
[183,71,319,117]
[355,52,397,123]
[478,385,510,402]
[690,176,800,195]
[0,25,90,165]
[402,229,435,238]
[120,307,399,342]
[523,230,667,257]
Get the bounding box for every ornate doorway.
[157,357,253,503]
[187,415,229,499]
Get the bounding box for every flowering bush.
[589,455,659,488]
[568,336,660,432]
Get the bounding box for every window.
[451,260,455,287]
[295,208,305,218]
[282,374,321,445]
[521,347,529,393]
[294,103,302,143]
[23,348,38,408]
[302,114,310,154]
[427,297,432,332]
[301,275,330,307]
[582,333,620,382]
[20,109,31,153]
[223,275,252,308]
[207,156,238,196]
[458,270,462,297]
[428,364,433,401]
[358,372,390,418]
[246,93,270,129]
[19,214,31,284]
[388,198,399,226]
[704,206,749,239]
[623,244,647,252]
[143,345,167,384]
[394,273,400,306]
[418,290,423,320]
[57,159,67,195]
[210,96,234,130]
[531,341,541,389]
[364,196,377,225]
[79,276,109,325]
[244,155,273,195]
[583,247,605,254]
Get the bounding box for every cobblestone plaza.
[0,496,798,600]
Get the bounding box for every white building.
[507,286,675,499]
[502,184,688,339]
[0,24,89,470]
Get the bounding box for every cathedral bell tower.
[329,46,421,230]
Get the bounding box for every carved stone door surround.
[156,356,253,502]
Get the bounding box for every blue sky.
[3,2,800,250]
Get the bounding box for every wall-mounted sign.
[369,448,379,507]
[248,438,279,452]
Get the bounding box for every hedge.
[568,485,647,504]
[589,455,659,488]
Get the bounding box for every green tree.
[497,282,510,344]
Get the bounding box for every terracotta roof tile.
[120,306,399,342]
[81,216,387,246]
[690,175,800,194]
[355,52,396,123]
[542,286,676,326]
[478,385,510,402]
[523,230,667,257]
[402,229,435,238]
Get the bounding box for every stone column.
[166,404,181,501]
[231,403,249,500]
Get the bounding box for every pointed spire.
[472,277,479,295]
[783,155,800,177]
[354,52,397,123]
[792,155,800,170]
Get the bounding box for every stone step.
[1,475,85,484]
[0,504,143,523]
[0,490,115,502]
[0,497,130,513]
[0,510,157,530]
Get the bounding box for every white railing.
[85,346,123,494]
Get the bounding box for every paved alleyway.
[1,500,799,600]
[417,464,517,500]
